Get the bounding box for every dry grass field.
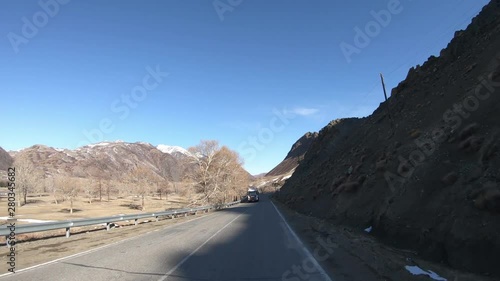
[0,188,214,273]
[0,190,200,224]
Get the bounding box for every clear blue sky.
[0,0,489,175]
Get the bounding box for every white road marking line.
[0,214,210,279]
[271,201,333,281]
[159,213,243,281]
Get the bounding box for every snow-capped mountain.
[156,145,195,159]
[8,141,196,182]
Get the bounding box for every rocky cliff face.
[266,132,319,177]
[277,1,500,277]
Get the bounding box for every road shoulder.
[0,212,211,275]
[270,196,496,281]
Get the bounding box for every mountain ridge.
[8,141,200,183]
[266,132,319,177]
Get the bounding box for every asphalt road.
[0,195,332,281]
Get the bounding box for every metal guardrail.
[0,201,240,242]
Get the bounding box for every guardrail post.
[134,219,138,226]
[65,227,70,238]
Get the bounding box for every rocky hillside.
[10,141,196,182]
[266,132,319,176]
[0,147,14,181]
[276,1,500,278]
[0,147,13,172]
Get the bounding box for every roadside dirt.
[0,211,212,274]
[272,197,497,281]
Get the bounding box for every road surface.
[0,195,332,281]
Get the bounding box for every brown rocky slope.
[0,147,13,172]
[0,147,14,182]
[266,132,319,177]
[276,1,500,278]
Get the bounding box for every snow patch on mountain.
[157,145,194,157]
[87,142,113,148]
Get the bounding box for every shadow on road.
[49,195,318,281]
[159,195,301,281]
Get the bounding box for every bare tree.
[214,146,248,203]
[45,176,59,204]
[158,181,171,200]
[87,164,110,202]
[87,166,100,202]
[189,140,248,204]
[107,180,111,201]
[188,140,220,203]
[127,166,163,211]
[82,179,95,204]
[55,176,80,214]
[72,166,95,204]
[14,158,42,206]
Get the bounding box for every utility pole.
[380,73,395,135]
[380,73,389,102]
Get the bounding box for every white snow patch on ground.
[0,217,55,223]
[405,265,447,281]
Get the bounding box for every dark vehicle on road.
[247,190,259,202]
